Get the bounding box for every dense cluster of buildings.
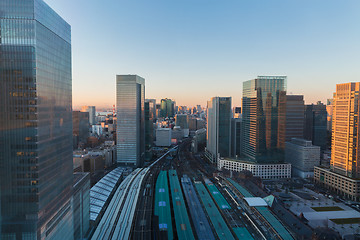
[207,76,360,201]
[1,1,360,239]
[207,76,324,177]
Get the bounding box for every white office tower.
[116,75,145,166]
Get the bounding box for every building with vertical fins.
[205,97,231,163]
[116,75,145,166]
[314,82,360,201]
[0,0,74,238]
[241,76,287,163]
[331,83,360,178]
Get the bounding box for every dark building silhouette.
[304,102,327,149]
[285,95,305,141]
[73,111,90,149]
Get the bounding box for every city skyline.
[44,0,360,109]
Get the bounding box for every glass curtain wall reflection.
[242,76,287,163]
[116,75,145,167]
[206,97,231,163]
[0,0,73,239]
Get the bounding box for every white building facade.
[218,157,291,179]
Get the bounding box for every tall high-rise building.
[285,95,305,142]
[241,76,287,163]
[314,83,360,201]
[156,103,161,119]
[205,97,231,163]
[81,106,96,125]
[175,114,189,137]
[304,102,327,149]
[116,75,145,166]
[73,111,90,149]
[145,99,156,121]
[175,114,189,129]
[160,98,174,118]
[331,83,360,178]
[0,0,74,239]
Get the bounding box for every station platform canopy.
[244,197,268,207]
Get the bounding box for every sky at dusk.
[45,0,360,109]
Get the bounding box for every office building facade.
[160,98,174,118]
[205,97,231,163]
[285,138,320,178]
[314,83,360,201]
[73,111,90,149]
[175,114,189,137]
[304,102,327,149]
[218,158,291,179]
[0,0,74,238]
[81,106,96,125]
[241,76,287,163]
[145,100,154,161]
[331,83,360,178]
[116,75,145,166]
[285,95,305,141]
[231,118,242,158]
[145,99,156,121]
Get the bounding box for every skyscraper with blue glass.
[242,76,287,163]
[0,0,73,239]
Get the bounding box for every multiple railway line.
[91,148,176,240]
[90,141,296,240]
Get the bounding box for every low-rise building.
[218,157,291,179]
[172,126,183,141]
[191,128,206,153]
[285,138,320,178]
[73,150,105,173]
[314,166,360,201]
[156,128,172,147]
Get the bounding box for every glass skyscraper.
[160,98,174,118]
[205,97,231,163]
[242,76,287,163]
[116,75,145,167]
[0,0,73,239]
